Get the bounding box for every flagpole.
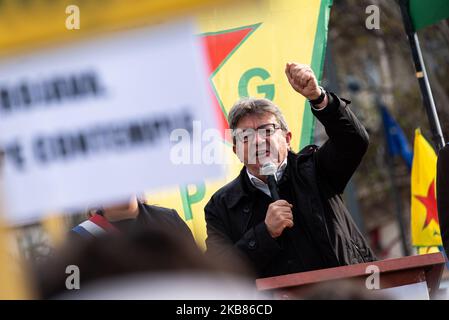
[398,0,445,151]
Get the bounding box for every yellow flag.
[417,246,440,255]
[411,129,442,247]
[148,0,332,248]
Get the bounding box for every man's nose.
[253,130,267,145]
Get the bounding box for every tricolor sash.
[72,214,120,238]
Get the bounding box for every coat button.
[248,239,256,249]
[243,207,250,214]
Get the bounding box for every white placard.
[0,19,223,224]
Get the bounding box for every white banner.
[0,20,223,224]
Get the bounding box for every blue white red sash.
[72,214,120,238]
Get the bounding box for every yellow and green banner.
[411,129,442,247]
[148,0,333,248]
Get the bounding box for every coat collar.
[225,152,296,208]
[223,168,252,209]
[224,148,317,209]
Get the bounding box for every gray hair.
[227,97,289,133]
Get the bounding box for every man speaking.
[205,62,376,278]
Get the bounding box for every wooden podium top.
[256,253,446,299]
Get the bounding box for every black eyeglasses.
[233,123,281,143]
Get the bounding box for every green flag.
[409,0,449,31]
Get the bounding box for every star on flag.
[414,179,439,230]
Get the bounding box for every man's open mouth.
[255,150,271,157]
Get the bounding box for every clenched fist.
[285,63,327,108]
[265,200,294,238]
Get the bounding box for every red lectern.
[256,253,446,299]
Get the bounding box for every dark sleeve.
[312,91,369,194]
[205,196,281,270]
[437,144,449,259]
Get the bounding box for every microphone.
[261,162,280,201]
[260,162,296,247]
[437,143,449,258]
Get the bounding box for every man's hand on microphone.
[265,200,294,238]
[285,62,328,109]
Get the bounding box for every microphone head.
[260,162,277,176]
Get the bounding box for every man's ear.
[233,142,245,163]
[285,131,292,150]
